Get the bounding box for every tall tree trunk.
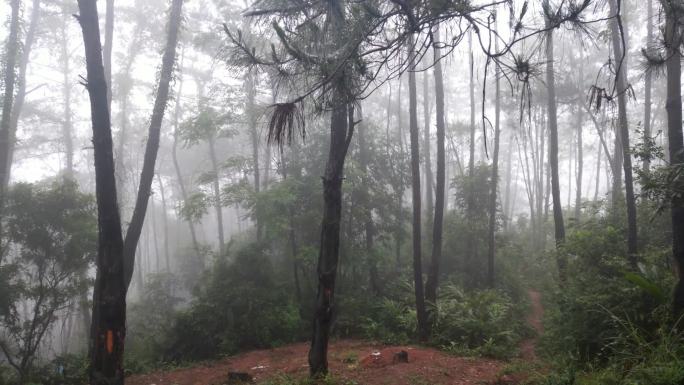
[595,136,602,201]
[408,34,428,340]
[357,107,379,294]
[122,0,184,288]
[544,9,566,280]
[609,0,638,266]
[208,136,226,255]
[504,132,513,230]
[103,0,114,111]
[425,27,446,316]
[246,70,262,241]
[157,173,170,271]
[575,106,583,221]
[423,68,434,243]
[487,38,501,289]
[170,50,202,262]
[465,32,476,274]
[76,0,126,383]
[308,98,354,376]
[663,2,684,318]
[643,0,653,175]
[60,5,74,174]
[0,0,22,249]
[5,0,40,186]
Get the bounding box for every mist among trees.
[0,0,684,384]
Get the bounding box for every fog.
[0,0,682,384]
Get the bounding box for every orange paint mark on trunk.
[106,330,114,353]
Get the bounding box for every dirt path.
[519,289,544,361]
[127,340,509,385]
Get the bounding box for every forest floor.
[127,290,545,385]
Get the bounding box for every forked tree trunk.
[122,0,184,288]
[544,10,566,280]
[76,0,126,383]
[609,0,638,267]
[408,34,428,340]
[663,3,684,318]
[425,27,446,317]
[308,99,354,376]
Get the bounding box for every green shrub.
[431,284,527,358]
[163,244,305,363]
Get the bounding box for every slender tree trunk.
[504,132,513,230]
[208,136,226,255]
[595,138,602,201]
[5,0,40,186]
[425,27,446,315]
[246,70,262,241]
[157,174,170,271]
[0,0,21,247]
[487,38,501,288]
[357,107,379,294]
[121,0,183,288]
[643,0,653,175]
[408,34,428,340]
[170,50,202,262]
[609,0,638,266]
[663,3,684,318]
[544,10,566,280]
[423,68,434,244]
[60,6,74,174]
[76,1,126,382]
[465,31,476,272]
[308,98,354,376]
[575,106,583,221]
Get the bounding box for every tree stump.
[392,350,409,363]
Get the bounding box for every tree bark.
[487,38,501,289]
[76,0,126,383]
[643,0,653,175]
[246,70,262,241]
[208,136,226,255]
[663,2,684,318]
[5,0,40,186]
[170,50,202,262]
[423,68,434,243]
[408,34,428,340]
[544,10,566,280]
[103,0,114,111]
[609,0,638,266]
[0,0,22,245]
[122,0,183,288]
[308,99,354,376]
[425,27,446,316]
[575,106,583,221]
[157,173,170,271]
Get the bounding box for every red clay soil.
[127,291,545,385]
[519,289,544,361]
[126,340,511,385]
